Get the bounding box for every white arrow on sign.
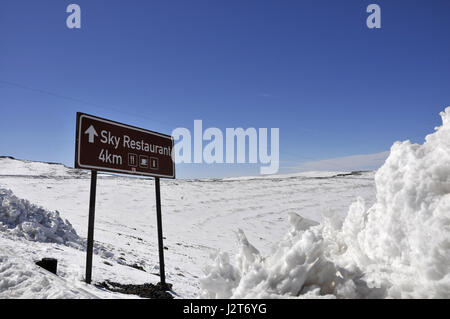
[84,125,98,143]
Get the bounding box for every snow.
[0,242,96,299]
[0,159,373,298]
[221,171,349,181]
[200,107,450,299]
[0,107,449,299]
[0,189,82,247]
[0,158,88,178]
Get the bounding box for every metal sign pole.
[85,170,98,284]
[154,177,166,286]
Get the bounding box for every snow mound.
[201,107,450,299]
[0,189,82,248]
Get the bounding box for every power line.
[0,79,179,131]
[0,79,372,171]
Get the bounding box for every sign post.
[154,177,166,286]
[85,170,97,284]
[75,112,175,285]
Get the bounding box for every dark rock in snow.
[129,263,146,272]
[96,281,173,299]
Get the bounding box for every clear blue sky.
[0,0,449,178]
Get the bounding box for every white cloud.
[287,151,390,172]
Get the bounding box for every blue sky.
[0,0,449,178]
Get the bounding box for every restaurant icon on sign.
[128,153,137,167]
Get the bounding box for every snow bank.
[201,107,450,299]
[0,189,82,248]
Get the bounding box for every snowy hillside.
[0,158,375,298]
[1,107,450,299]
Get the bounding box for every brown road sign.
[75,112,175,178]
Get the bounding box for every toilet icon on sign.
[150,157,159,170]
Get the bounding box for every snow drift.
[0,189,82,248]
[201,107,450,299]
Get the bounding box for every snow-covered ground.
[1,107,450,299]
[0,157,375,298]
